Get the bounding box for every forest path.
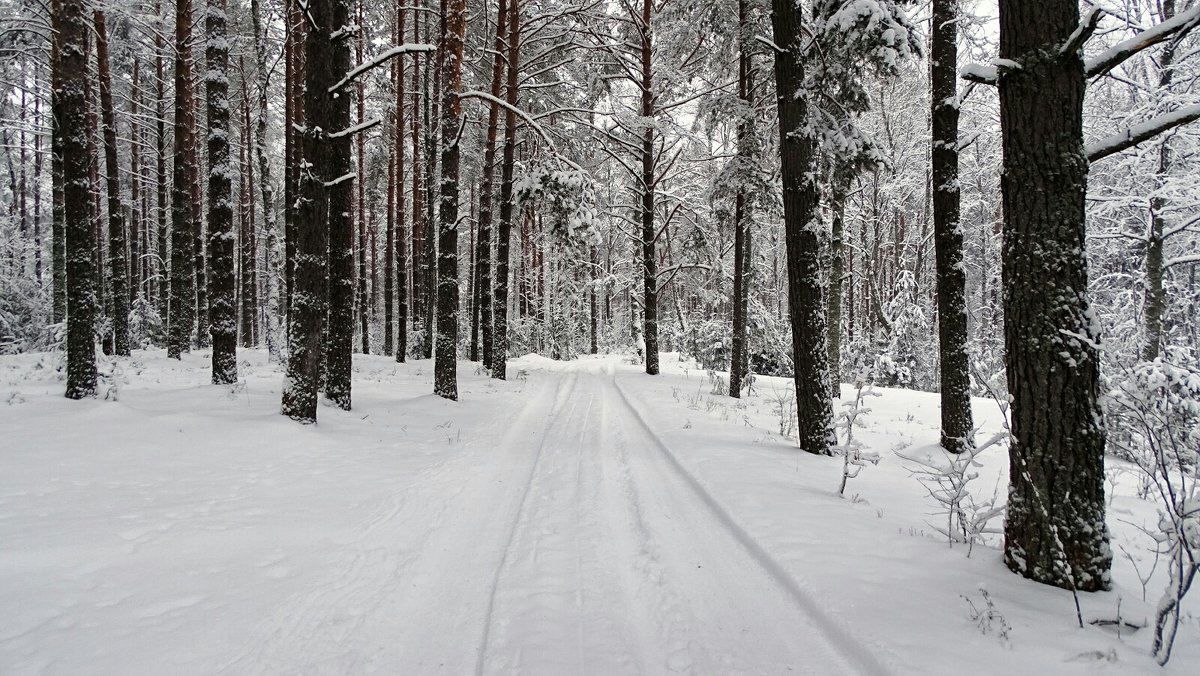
[472,364,878,676]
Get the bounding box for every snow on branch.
[327,117,381,139]
[1061,7,1106,56]
[458,89,583,172]
[328,44,436,93]
[959,59,1022,86]
[1086,5,1200,78]
[1086,104,1200,162]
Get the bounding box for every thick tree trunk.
[931,0,974,453]
[95,11,130,357]
[434,0,467,400]
[998,0,1111,592]
[168,0,197,359]
[205,0,238,384]
[282,0,342,422]
[770,0,834,455]
[324,0,356,411]
[491,0,520,380]
[58,0,97,398]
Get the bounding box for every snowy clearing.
[1,349,1196,674]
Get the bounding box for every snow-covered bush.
[835,376,881,497]
[1104,355,1200,665]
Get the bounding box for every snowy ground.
[0,348,1195,675]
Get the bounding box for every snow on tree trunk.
[323,0,356,412]
[168,0,197,360]
[434,0,467,401]
[205,0,238,384]
[95,10,130,357]
[998,0,1111,592]
[58,0,97,399]
[931,0,973,453]
[491,0,520,381]
[770,0,834,455]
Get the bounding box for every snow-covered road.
[221,366,878,675]
[3,350,1188,674]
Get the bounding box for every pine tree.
[205,0,237,384]
[58,0,97,399]
[94,10,129,357]
[168,0,197,359]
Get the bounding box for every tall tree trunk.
[931,0,974,453]
[474,0,508,369]
[411,5,424,343]
[205,0,237,384]
[131,59,144,309]
[434,0,467,400]
[191,76,208,349]
[826,174,848,390]
[729,0,754,397]
[58,0,97,398]
[95,11,130,357]
[356,0,370,355]
[283,0,343,422]
[998,0,1110,592]
[323,0,356,411]
[639,0,659,375]
[385,153,396,355]
[168,0,197,359]
[770,0,834,455]
[491,0,520,380]
[240,70,257,348]
[51,12,66,325]
[250,0,281,359]
[395,5,409,362]
[155,2,170,325]
[1143,1,1177,362]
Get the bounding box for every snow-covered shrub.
[898,432,1008,556]
[962,585,1011,645]
[1105,355,1200,665]
[0,271,51,354]
[835,376,881,497]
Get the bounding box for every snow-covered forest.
[1,0,1199,672]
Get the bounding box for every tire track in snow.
[609,373,894,676]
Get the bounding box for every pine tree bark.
[50,1,66,325]
[155,3,170,324]
[323,0,356,412]
[239,77,258,348]
[250,0,281,359]
[168,0,197,359]
[283,0,343,422]
[491,0,520,380]
[205,0,237,383]
[931,0,974,453]
[770,0,834,455]
[729,0,754,397]
[58,0,97,398]
[639,0,659,376]
[473,0,508,369]
[998,0,1111,591]
[434,0,467,400]
[395,5,409,362]
[356,0,370,355]
[385,153,396,355]
[95,11,130,357]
